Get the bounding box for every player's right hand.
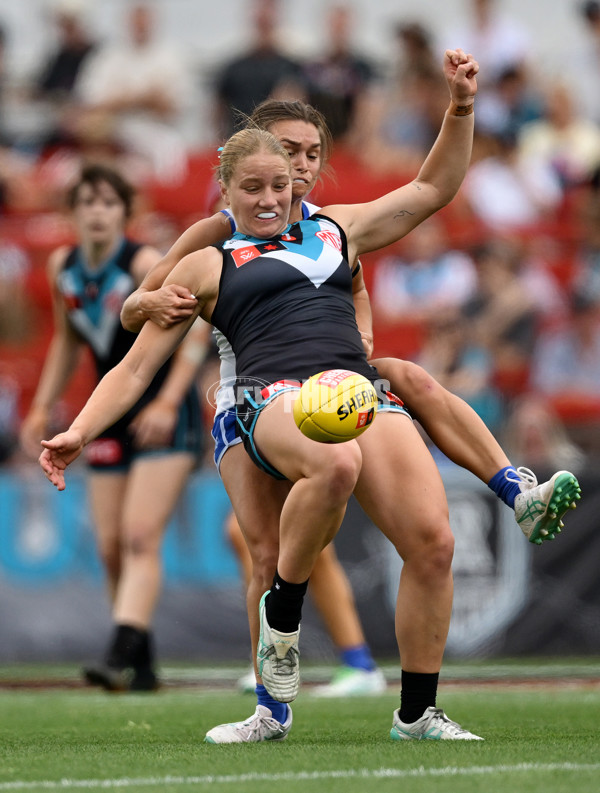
[144,283,198,328]
[39,430,85,491]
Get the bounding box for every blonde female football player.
[40,51,580,744]
[120,96,579,715]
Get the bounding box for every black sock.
[399,670,439,724]
[105,624,152,670]
[265,570,308,633]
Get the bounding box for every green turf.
[0,665,598,793]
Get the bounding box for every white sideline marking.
[1,763,599,789]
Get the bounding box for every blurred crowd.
[1,0,600,471]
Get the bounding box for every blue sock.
[341,644,375,672]
[255,684,288,724]
[487,466,521,509]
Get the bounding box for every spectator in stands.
[462,236,540,397]
[30,0,97,153]
[461,128,563,232]
[529,288,600,401]
[361,20,447,174]
[392,20,439,79]
[572,197,600,302]
[372,215,477,326]
[417,307,504,435]
[0,20,46,213]
[502,394,586,473]
[35,0,96,106]
[475,63,544,140]
[527,287,600,457]
[302,3,380,146]
[71,2,194,184]
[518,81,600,190]
[443,0,532,90]
[0,20,11,209]
[0,20,9,147]
[213,0,306,138]
[571,1,600,125]
[0,238,30,341]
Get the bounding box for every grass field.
[0,659,598,793]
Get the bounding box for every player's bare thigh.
[354,412,450,558]
[253,393,362,484]
[219,441,288,553]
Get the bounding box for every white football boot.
[511,467,581,544]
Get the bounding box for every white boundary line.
[1,762,599,789]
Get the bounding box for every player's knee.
[318,444,361,502]
[250,542,278,589]
[400,361,440,406]
[97,541,120,578]
[416,522,455,577]
[121,524,160,557]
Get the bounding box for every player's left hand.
[39,430,84,490]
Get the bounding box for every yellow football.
[293,369,378,443]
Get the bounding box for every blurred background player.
[19,164,207,690]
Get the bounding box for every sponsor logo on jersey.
[231,240,289,267]
[62,292,82,311]
[316,230,342,251]
[85,438,123,466]
[316,369,354,388]
[232,245,262,268]
[337,390,378,420]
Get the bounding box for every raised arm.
[325,49,478,261]
[121,211,232,332]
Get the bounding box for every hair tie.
[217,146,224,159]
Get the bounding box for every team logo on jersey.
[281,233,297,242]
[85,282,100,300]
[104,291,125,315]
[316,230,342,251]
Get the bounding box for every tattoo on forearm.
[393,209,416,220]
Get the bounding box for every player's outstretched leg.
[512,468,582,544]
